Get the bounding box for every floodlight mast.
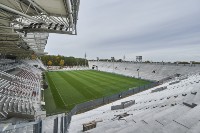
[111,57,115,73]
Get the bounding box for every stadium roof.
[0,0,80,56]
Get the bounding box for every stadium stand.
[1,0,200,132]
[0,0,80,131]
[22,59,47,70]
[89,61,200,81]
[48,66,89,71]
[0,59,19,72]
[0,60,44,120]
[68,73,200,133]
[0,60,199,132]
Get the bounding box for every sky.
[45,0,200,62]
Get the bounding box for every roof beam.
[63,0,73,27]
[26,0,48,15]
[0,3,43,23]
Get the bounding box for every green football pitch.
[44,70,151,114]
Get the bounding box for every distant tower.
[111,57,115,72]
[123,55,126,62]
[84,52,87,67]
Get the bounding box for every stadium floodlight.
[33,23,38,28]
[60,24,64,30]
[48,23,53,29]
[54,24,59,30]
[136,56,142,62]
[38,23,44,28]
[29,23,34,28]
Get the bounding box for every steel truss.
[0,0,80,56]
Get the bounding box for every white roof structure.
[0,0,80,56]
[68,74,200,133]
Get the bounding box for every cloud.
[45,0,200,62]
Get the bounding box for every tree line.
[41,55,88,66]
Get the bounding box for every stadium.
[0,0,200,133]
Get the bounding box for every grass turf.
[44,70,151,114]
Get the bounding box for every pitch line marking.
[50,75,68,108]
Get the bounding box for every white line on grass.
[51,77,68,108]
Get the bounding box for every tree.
[145,61,150,63]
[41,55,88,66]
[31,54,36,60]
[59,59,65,67]
[47,60,52,66]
